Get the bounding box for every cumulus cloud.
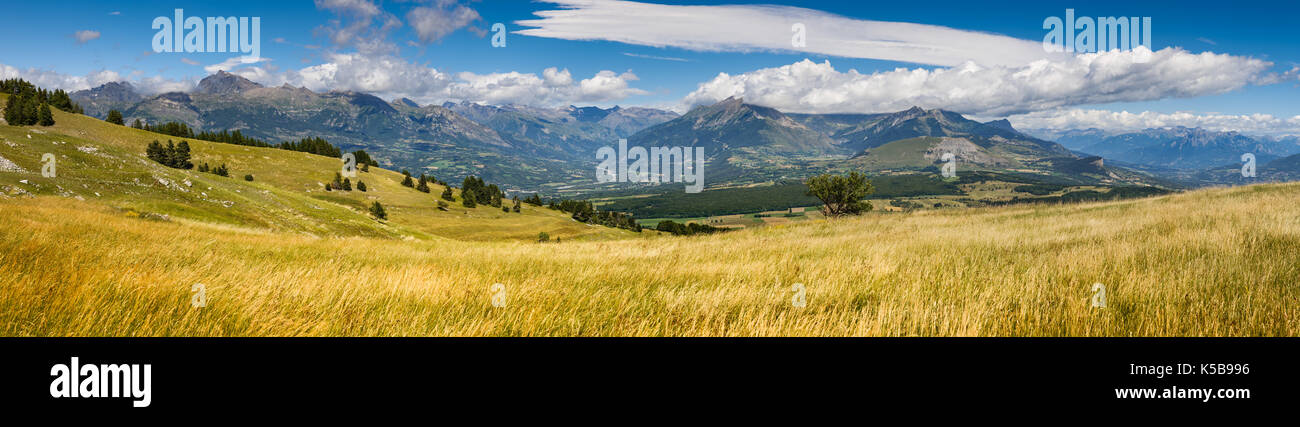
[0,63,122,92]
[1010,109,1300,137]
[407,1,482,43]
[2,51,645,108]
[213,53,644,106]
[289,53,454,99]
[447,68,646,106]
[313,0,402,54]
[680,48,1274,116]
[73,30,101,44]
[518,0,1057,67]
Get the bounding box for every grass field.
[1,182,1297,336]
[1,99,1298,336]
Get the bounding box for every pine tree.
[244,174,254,181]
[106,110,124,125]
[369,201,387,220]
[401,170,414,188]
[22,96,39,125]
[165,141,178,166]
[37,103,53,126]
[357,181,367,192]
[175,141,193,169]
[441,186,455,202]
[416,174,430,193]
[146,140,165,164]
[3,94,17,125]
[333,172,344,190]
[342,178,352,191]
[462,194,477,208]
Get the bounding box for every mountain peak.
[983,119,1017,133]
[196,71,263,95]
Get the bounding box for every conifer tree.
[106,110,124,125]
[401,170,414,188]
[3,94,17,125]
[357,181,367,192]
[441,186,455,202]
[369,201,387,220]
[22,97,38,125]
[343,178,352,191]
[175,141,193,169]
[416,174,430,193]
[37,104,54,126]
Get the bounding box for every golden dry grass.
[2,181,1297,336]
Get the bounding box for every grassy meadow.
[1,97,1298,336]
[1,182,1297,336]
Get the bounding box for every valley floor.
[2,182,1297,336]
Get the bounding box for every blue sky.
[1,0,1298,134]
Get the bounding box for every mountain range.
[72,71,1260,192]
[1028,127,1300,171]
[72,71,678,189]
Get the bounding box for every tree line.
[128,119,355,159]
[547,198,641,232]
[2,79,82,127]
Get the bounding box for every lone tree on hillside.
[440,186,455,202]
[106,110,124,125]
[806,172,874,217]
[369,201,387,220]
[401,170,415,188]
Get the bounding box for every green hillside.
[0,94,638,242]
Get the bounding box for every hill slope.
[0,94,636,242]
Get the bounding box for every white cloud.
[180,58,201,66]
[1,52,646,108]
[0,63,122,92]
[73,30,101,44]
[1010,109,1300,137]
[313,0,401,54]
[314,0,380,17]
[204,56,272,74]
[407,2,481,43]
[447,68,646,106]
[680,48,1274,116]
[287,53,453,99]
[541,67,573,87]
[518,0,1058,67]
